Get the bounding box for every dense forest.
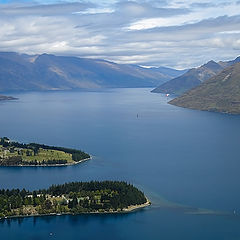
[0,137,90,166]
[0,181,148,218]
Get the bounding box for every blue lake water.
[0,88,240,239]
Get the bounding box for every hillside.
[0,52,183,91]
[169,62,240,114]
[152,57,240,95]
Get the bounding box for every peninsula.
[0,181,150,219]
[0,95,17,101]
[0,137,90,166]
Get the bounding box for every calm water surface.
[0,88,240,239]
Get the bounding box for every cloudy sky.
[0,0,240,69]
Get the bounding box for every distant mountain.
[152,57,240,95]
[169,62,240,114]
[0,52,183,91]
[146,66,188,78]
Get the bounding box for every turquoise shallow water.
[0,88,240,239]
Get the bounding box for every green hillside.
[169,62,240,114]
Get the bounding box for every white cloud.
[73,7,114,15]
[0,0,239,69]
[127,1,240,30]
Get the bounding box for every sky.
[0,0,240,69]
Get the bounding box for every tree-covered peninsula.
[0,137,90,166]
[0,181,150,218]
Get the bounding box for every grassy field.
[0,145,74,164]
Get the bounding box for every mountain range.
[169,62,240,114]
[152,57,240,95]
[0,52,185,92]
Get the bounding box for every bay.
[0,88,240,239]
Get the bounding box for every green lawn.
[1,146,74,163]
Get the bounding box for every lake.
[0,88,240,239]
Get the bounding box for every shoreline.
[122,198,151,213]
[0,157,92,167]
[0,198,151,220]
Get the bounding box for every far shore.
[0,157,92,167]
[0,198,151,220]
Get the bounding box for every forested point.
[0,181,148,218]
[0,137,90,166]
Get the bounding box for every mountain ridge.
[169,62,240,114]
[152,57,240,95]
[0,52,184,92]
